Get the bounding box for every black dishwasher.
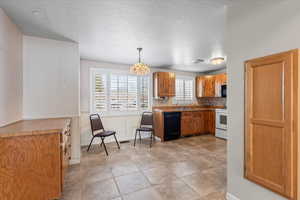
[164,112,181,141]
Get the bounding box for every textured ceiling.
[0,0,233,72]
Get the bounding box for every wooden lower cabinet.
[181,111,215,136]
[0,119,71,200]
[205,111,216,134]
[245,49,300,199]
[153,108,216,141]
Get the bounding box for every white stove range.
[215,109,227,140]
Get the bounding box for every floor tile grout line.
[113,156,154,198]
[112,174,124,200]
[179,176,204,198]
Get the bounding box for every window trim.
[90,68,150,116]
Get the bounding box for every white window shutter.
[127,76,138,110]
[110,74,138,111]
[93,73,107,112]
[185,80,193,101]
[140,76,149,109]
[175,78,194,104]
[91,69,149,113]
[176,79,185,102]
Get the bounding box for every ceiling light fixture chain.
[137,47,142,63]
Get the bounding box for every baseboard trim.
[70,158,80,165]
[226,193,240,200]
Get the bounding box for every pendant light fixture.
[130,47,150,75]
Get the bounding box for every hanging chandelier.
[130,47,150,75]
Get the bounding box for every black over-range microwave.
[221,84,227,97]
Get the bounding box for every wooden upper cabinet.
[196,74,227,98]
[196,76,215,97]
[153,72,175,98]
[245,49,300,199]
[215,73,227,85]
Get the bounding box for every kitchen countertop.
[0,118,71,138]
[153,106,226,113]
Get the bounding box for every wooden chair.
[88,114,120,156]
[134,112,154,147]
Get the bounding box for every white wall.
[226,0,300,199]
[80,59,199,146]
[23,36,80,119]
[0,9,23,127]
[23,36,81,164]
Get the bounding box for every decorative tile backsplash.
[152,97,226,107]
[197,97,226,107]
[152,97,174,107]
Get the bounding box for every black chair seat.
[136,127,153,132]
[94,130,116,137]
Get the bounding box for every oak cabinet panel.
[0,119,71,200]
[0,134,61,200]
[181,112,195,136]
[196,76,215,97]
[214,73,227,97]
[181,111,215,136]
[204,77,216,97]
[196,74,227,98]
[153,72,175,98]
[204,111,215,134]
[245,50,300,199]
[215,73,227,85]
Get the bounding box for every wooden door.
[245,50,298,199]
[215,74,227,97]
[198,111,207,134]
[204,76,215,97]
[168,72,176,96]
[154,72,176,97]
[159,72,168,96]
[196,76,216,97]
[205,111,215,134]
[181,112,194,136]
[155,72,167,97]
[191,112,199,134]
[196,76,204,98]
[221,74,227,84]
[216,73,227,85]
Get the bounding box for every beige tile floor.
[62,135,227,200]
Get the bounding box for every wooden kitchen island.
[0,118,71,200]
[153,106,223,141]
